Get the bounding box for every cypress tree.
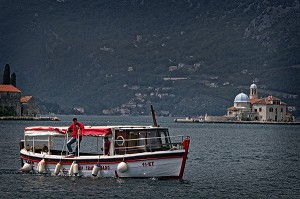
[2,64,11,84]
[11,72,16,87]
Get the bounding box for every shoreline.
[0,116,60,121]
[174,118,300,125]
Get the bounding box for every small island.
[175,83,298,125]
[0,64,59,121]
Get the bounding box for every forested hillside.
[1,0,299,117]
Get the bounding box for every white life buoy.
[38,159,46,173]
[69,162,74,176]
[21,162,32,172]
[117,161,128,173]
[92,164,100,177]
[73,161,79,176]
[54,162,62,175]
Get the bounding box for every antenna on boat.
[150,105,158,127]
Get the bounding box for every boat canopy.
[24,126,112,137]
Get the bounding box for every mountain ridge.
[1,0,299,116]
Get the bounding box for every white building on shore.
[226,83,292,122]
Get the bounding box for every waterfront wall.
[204,115,236,122]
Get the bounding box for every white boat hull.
[20,149,188,179]
[20,125,191,179]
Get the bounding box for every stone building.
[227,92,258,121]
[0,84,40,117]
[20,96,40,117]
[0,84,22,115]
[227,83,290,122]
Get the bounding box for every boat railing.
[113,135,185,155]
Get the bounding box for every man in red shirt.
[67,118,84,156]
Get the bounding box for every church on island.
[203,83,294,123]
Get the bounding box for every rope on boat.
[60,133,68,159]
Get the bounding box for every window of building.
[259,108,262,112]
[273,101,280,105]
[281,108,283,112]
[254,109,257,112]
[269,108,273,112]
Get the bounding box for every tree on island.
[11,72,16,87]
[2,64,10,84]
[2,64,17,87]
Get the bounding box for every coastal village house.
[0,84,40,117]
[20,96,40,117]
[226,83,292,122]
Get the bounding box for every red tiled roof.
[227,106,239,111]
[20,96,33,103]
[250,98,261,104]
[0,84,21,92]
[251,96,286,105]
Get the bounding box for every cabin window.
[115,129,171,154]
[158,130,171,149]
[126,131,147,153]
[146,130,161,150]
[160,132,167,145]
[138,131,146,147]
[128,131,139,148]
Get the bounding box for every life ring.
[116,136,125,146]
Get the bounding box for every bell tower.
[249,83,258,100]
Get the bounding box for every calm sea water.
[0,115,299,198]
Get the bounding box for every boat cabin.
[22,126,183,156]
[113,127,174,155]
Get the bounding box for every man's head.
[73,118,78,124]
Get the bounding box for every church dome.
[234,92,249,103]
[250,84,257,89]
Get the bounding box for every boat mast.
[151,105,158,127]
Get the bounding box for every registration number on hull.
[142,161,154,167]
[85,165,110,170]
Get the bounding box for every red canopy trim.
[82,127,112,137]
[24,126,67,133]
[24,126,112,137]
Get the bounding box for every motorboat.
[20,121,190,179]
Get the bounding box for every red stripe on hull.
[179,138,190,179]
[20,154,184,165]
